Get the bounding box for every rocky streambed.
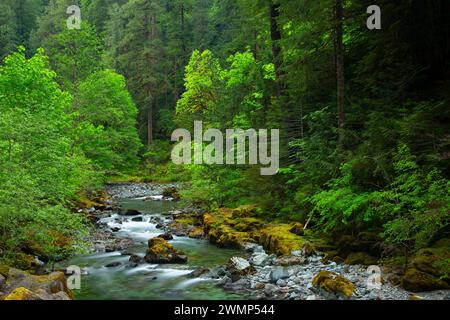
[65,182,449,301]
[2,182,448,301]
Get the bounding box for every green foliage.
[143,140,172,165]
[308,144,449,249]
[176,50,222,123]
[180,165,248,208]
[46,22,103,91]
[73,70,143,172]
[0,49,97,262]
[380,145,450,249]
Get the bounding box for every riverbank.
[1,182,448,300]
[77,183,450,300]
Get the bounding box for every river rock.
[264,283,278,297]
[189,268,210,278]
[227,257,256,282]
[275,255,306,266]
[250,252,270,267]
[129,255,143,264]
[228,257,251,270]
[276,279,287,287]
[144,237,187,264]
[270,267,290,283]
[243,243,265,253]
[131,216,143,222]
[105,262,121,268]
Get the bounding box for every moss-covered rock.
[231,217,264,232]
[74,190,111,211]
[202,207,322,256]
[344,252,379,266]
[231,205,259,218]
[145,237,187,264]
[207,224,253,249]
[260,224,306,256]
[188,227,204,239]
[411,247,450,278]
[13,253,41,271]
[3,287,39,300]
[2,268,74,300]
[0,265,10,277]
[312,271,356,298]
[401,268,450,292]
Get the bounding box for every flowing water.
[63,198,247,300]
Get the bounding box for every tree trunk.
[147,106,153,146]
[335,0,345,136]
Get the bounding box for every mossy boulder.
[411,247,450,278]
[3,287,39,300]
[188,227,204,239]
[169,213,202,236]
[312,271,356,298]
[260,224,305,256]
[401,268,450,292]
[231,205,259,218]
[207,224,253,249]
[145,237,187,264]
[13,253,42,271]
[203,213,215,227]
[0,265,10,277]
[400,246,450,292]
[75,190,111,211]
[231,217,264,232]
[203,208,256,249]
[173,213,201,227]
[202,207,319,256]
[344,252,379,266]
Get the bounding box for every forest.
[0,0,449,301]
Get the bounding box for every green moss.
[402,268,450,292]
[188,227,204,239]
[4,287,36,300]
[312,271,356,298]
[412,247,450,278]
[0,264,10,277]
[173,214,201,227]
[259,224,306,255]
